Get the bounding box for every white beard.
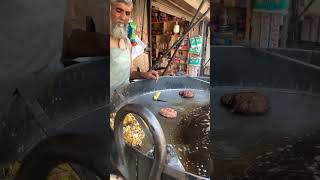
[111,20,128,39]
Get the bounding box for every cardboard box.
[251,12,261,47]
[310,16,319,42]
[301,18,312,41]
[259,13,271,48]
[269,14,282,48]
[132,53,149,72]
[188,65,200,77]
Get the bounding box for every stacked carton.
[251,11,285,48]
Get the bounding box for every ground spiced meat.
[159,107,177,119]
[220,92,270,115]
[179,90,195,98]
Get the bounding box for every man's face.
[111,2,132,39]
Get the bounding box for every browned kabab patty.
[220,92,270,115]
[159,107,177,119]
[179,90,194,98]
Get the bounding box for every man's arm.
[130,71,144,79]
[128,37,159,80]
[129,64,159,80]
[130,70,158,80]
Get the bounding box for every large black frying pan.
[110,76,211,180]
[211,46,320,180]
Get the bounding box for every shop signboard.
[254,0,289,11]
[189,56,202,66]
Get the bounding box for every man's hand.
[141,70,159,80]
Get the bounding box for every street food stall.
[0,0,212,180]
[109,0,212,179]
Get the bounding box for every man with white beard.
[110,0,159,93]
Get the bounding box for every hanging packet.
[189,36,203,55]
[128,21,137,46]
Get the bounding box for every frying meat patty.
[179,90,194,98]
[220,92,270,115]
[159,107,177,119]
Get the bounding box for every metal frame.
[147,0,152,69]
[150,0,210,72]
[200,20,209,76]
